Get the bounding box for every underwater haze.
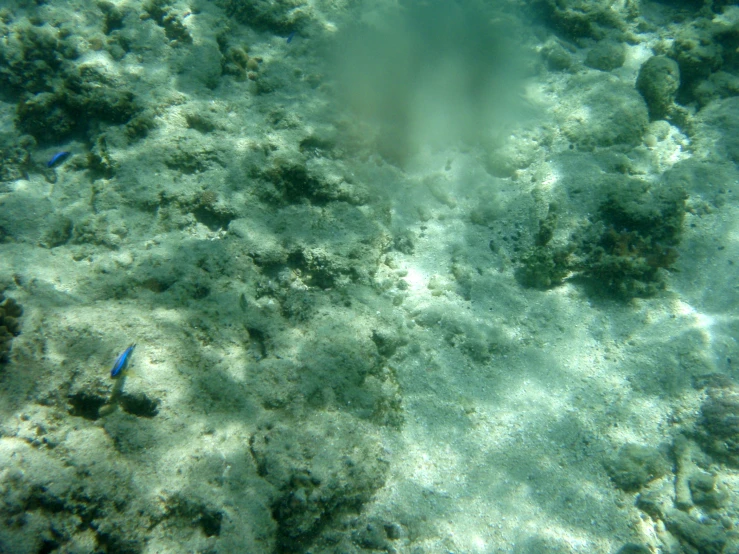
[1,0,739,553]
[332,1,530,165]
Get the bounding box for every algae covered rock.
[249,413,388,552]
[636,56,681,120]
[561,75,649,150]
[605,443,671,491]
[256,156,369,206]
[694,70,739,107]
[0,13,139,143]
[663,509,729,554]
[228,218,289,267]
[0,135,34,183]
[694,96,739,163]
[598,178,686,245]
[694,375,739,466]
[0,19,72,95]
[542,42,573,71]
[540,0,632,39]
[688,472,728,509]
[218,0,310,33]
[0,192,54,243]
[40,215,73,248]
[15,64,138,143]
[297,316,387,418]
[585,40,626,72]
[671,22,723,94]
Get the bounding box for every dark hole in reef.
[265,163,330,205]
[95,526,143,554]
[102,7,125,34]
[192,205,235,231]
[247,326,268,358]
[198,508,223,537]
[164,155,210,174]
[38,539,61,554]
[271,486,365,553]
[192,283,211,299]
[299,135,336,157]
[286,250,337,289]
[140,276,174,293]
[27,485,66,513]
[68,392,106,420]
[185,113,218,133]
[169,497,223,537]
[119,392,159,418]
[371,329,401,358]
[650,0,703,8]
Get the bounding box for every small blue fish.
[286,31,296,43]
[111,344,136,378]
[47,151,70,168]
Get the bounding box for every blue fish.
[111,344,136,378]
[286,31,296,43]
[47,151,70,168]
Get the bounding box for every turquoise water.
[1,1,738,553]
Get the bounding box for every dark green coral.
[0,293,23,363]
[516,246,573,290]
[517,180,686,299]
[516,204,574,289]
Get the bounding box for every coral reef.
[1,0,738,551]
